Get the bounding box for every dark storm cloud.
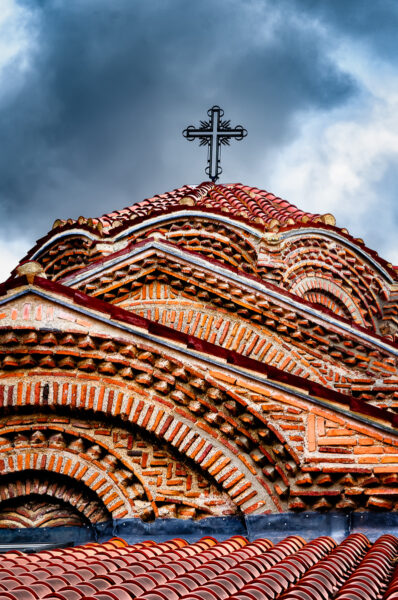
[288,0,398,61]
[2,0,356,244]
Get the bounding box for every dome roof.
[55,181,336,233]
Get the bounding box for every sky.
[0,0,398,280]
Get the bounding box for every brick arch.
[0,472,110,526]
[32,214,260,283]
[281,236,386,329]
[290,277,364,326]
[0,374,276,514]
[284,259,376,324]
[0,421,152,490]
[158,219,258,274]
[34,233,101,281]
[0,416,236,520]
[280,229,393,285]
[0,421,153,517]
[0,448,133,519]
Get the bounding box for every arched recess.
[290,277,365,326]
[0,449,132,519]
[0,404,253,521]
[280,233,388,330]
[0,313,322,516]
[115,296,330,388]
[0,374,275,513]
[32,215,260,284]
[146,217,259,275]
[0,471,110,527]
[35,234,101,281]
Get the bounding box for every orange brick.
[97,386,105,412]
[132,400,145,423]
[85,472,99,486]
[17,382,23,406]
[312,408,345,425]
[243,500,266,514]
[97,484,112,497]
[197,422,217,437]
[358,437,374,446]
[326,428,352,436]
[225,473,245,490]
[190,439,206,459]
[383,447,398,454]
[353,446,383,454]
[209,457,231,476]
[104,492,118,505]
[318,436,356,446]
[114,391,124,416]
[236,490,257,507]
[202,450,223,470]
[48,454,55,471]
[17,454,23,471]
[260,404,281,411]
[111,500,126,512]
[316,417,325,437]
[373,361,395,373]
[238,453,256,476]
[142,405,154,429]
[69,461,80,478]
[230,481,251,498]
[374,466,398,473]
[308,413,316,452]
[150,409,164,433]
[344,422,384,441]
[209,370,236,385]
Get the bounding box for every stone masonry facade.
[2,181,398,527]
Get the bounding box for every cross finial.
[183,106,247,183]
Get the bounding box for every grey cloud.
[2,0,356,249]
[287,0,398,61]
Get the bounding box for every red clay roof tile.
[62,182,331,233]
[1,534,398,600]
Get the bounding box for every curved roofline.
[112,210,263,241]
[280,228,394,283]
[30,229,101,261]
[29,210,395,285]
[61,238,395,355]
[30,208,263,264]
[16,180,396,285]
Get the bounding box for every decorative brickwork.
[0,469,109,526]
[3,181,398,526]
[0,497,85,528]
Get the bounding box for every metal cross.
[183,106,247,182]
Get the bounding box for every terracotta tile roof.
[27,181,396,285]
[1,534,398,600]
[81,182,335,233]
